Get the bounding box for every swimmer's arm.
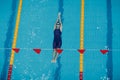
[54,25,56,30]
[54,20,58,30]
[60,23,62,32]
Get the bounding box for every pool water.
[0,0,120,80]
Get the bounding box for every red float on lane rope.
[12,48,20,53]
[100,50,109,54]
[78,49,85,54]
[80,72,83,80]
[33,48,41,54]
[56,49,63,54]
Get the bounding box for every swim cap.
[56,21,60,25]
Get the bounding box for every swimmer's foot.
[51,59,56,63]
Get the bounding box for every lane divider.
[7,0,22,80]
[0,48,109,54]
[15,48,108,54]
[80,0,85,80]
[0,48,113,50]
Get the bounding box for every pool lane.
[12,0,58,79]
[7,0,22,80]
[61,0,80,80]
[11,0,80,79]
[84,0,108,80]
[112,0,120,79]
[4,0,120,79]
[83,0,120,79]
[0,0,18,80]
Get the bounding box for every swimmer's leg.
[54,52,59,62]
[52,40,62,63]
[51,49,57,63]
[52,50,56,59]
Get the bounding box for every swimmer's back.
[54,29,61,37]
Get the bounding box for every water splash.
[58,0,64,23]
[54,56,62,80]
[41,71,51,80]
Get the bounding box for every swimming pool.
[0,0,120,80]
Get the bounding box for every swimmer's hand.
[58,12,61,18]
[57,12,61,22]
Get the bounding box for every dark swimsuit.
[53,29,62,49]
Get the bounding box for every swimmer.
[51,12,62,63]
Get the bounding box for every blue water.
[0,0,120,80]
